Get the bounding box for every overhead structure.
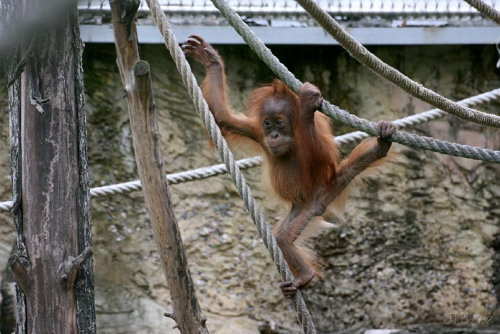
[81,0,499,16]
[79,0,500,44]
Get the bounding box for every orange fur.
[199,52,393,285]
[250,81,339,205]
[271,139,396,276]
[329,138,397,214]
[185,36,397,295]
[273,217,337,277]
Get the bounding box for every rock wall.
[0,43,499,333]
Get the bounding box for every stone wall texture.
[1,43,500,333]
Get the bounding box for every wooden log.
[110,1,210,333]
[3,0,95,333]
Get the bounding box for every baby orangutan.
[182,35,396,298]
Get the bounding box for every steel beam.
[81,26,500,45]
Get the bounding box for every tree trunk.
[2,0,96,333]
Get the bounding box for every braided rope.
[337,88,500,144]
[294,0,500,128]
[463,0,500,25]
[90,157,262,197]
[209,0,500,164]
[0,158,262,212]
[0,201,13,212]
[144,0,316,331]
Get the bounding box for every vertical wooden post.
[110,1,210,333]
[3,0,95,333]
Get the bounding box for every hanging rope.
[294,0,500,128]
[0,87,498,213]
[144,0,317,332]
[209,0,500,164]
[463,0,500,25]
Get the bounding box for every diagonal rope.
[335,88,500,144]
[295,0,500,128]
[209,0,500,164]
[144,0,317,332]
[463,0,500,25]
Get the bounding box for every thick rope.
[209,0,500,164]
[0,88,498,212]
[336,88,500,144]
[144,0,316,332]
[0,158,261,212]
[463,0,500,25]
[0,201,13,212]
[91,157,262,196]
[294,0,500,128]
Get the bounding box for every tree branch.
[62,247,93,289]
[110,1,210,333]
[8,254,28,292]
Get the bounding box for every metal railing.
[79,0,498,16]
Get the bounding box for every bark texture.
[2,0,95,333]
[110,1,210,333]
